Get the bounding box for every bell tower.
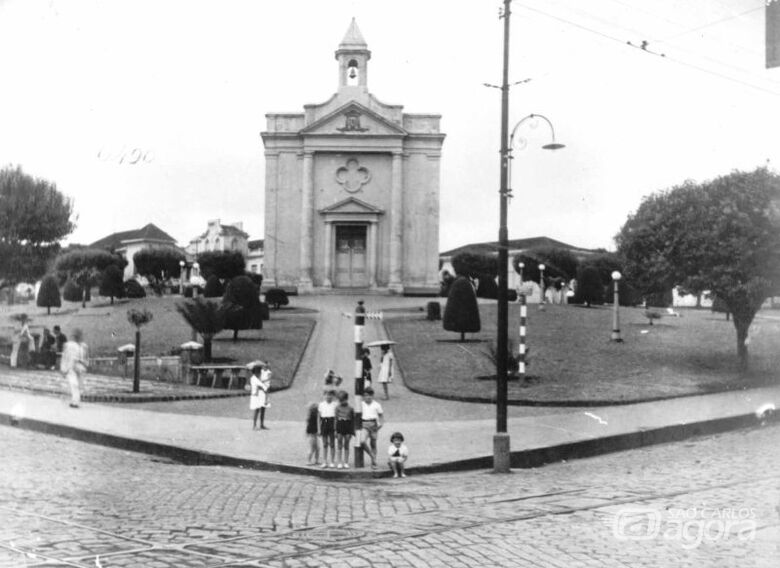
[336,18,371,89]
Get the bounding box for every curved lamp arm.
[509,113,563,152]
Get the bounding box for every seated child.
[387,431,409,478]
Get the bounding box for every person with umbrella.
[371,341,395,400]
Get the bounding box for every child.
[318,389,338,468]
[324,369,343,390]
[335,391,355,469]
[305,403,320,465]
[387,431,409,478]
[377,344,394,400]
[361,348,372,389]
[249,364,270,430]
[360,387,384,469]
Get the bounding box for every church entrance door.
[335,225,368,288]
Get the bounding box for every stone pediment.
[301,102,407,137]
[319,197,384,216]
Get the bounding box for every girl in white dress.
[249,364,271,430]
[377,345,394,400]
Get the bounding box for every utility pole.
[494,0,512,473]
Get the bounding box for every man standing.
[53,325,67,354]
[60,328,88,408]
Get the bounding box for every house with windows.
[186,220,250,258]
[246,239,264,276]
[90,223,180,279]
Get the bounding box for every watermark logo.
[612,506,757,549]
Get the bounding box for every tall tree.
[133,247,185,294]
[0,165,75,299]
[617,167,780,369]
[222,275,263,340]
[196,250,246,280]
[443,275,481,342]
[176,298,226,362]
[99,264,125,304]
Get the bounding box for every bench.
[189,365,249,390]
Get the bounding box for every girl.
[387,431,409,478]
[305,402,320,465]
[318,390,338,468]
[249,364,270,430]
[377,344,394,400]
[335,391,355,469]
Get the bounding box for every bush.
[204,275,224,298]
[265,288,289,309]
[476,274,498,299]
[246,272,263,287]
[124,279,146,298]
[711,295,731,320]
[36,274,61,314]
[63,279,90,302]
[222,275,263,339]
[443,276,481,341]
[99,264,125,304]
[575,266,603,306]
[452,252,498,278]
[426,301,441,321]
[645,288,673,308]
[183,285,203,298]
[260,301,270,321]
[197,250,245,280]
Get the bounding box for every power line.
[514,2,780,98]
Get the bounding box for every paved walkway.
[1,294,779,476]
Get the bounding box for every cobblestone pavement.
[2,424,778,567]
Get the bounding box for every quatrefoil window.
[335,159,371,193]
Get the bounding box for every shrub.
[426,301,441,321]
[99,264,125,304]
[63,279,90,302]
[204,275,224,298]
[124,279,146,299]
[452,252,498,278]
[260,301,270,321]
[443,275,481,341]
[575,266,603,306]
[476,274,498,299]
[36,275,61,314]
[197,250,245,280]
[183,285,203,298]
[222,275,262,339]
[265,288,289,309]
[645,288,673,308]
[246,272,263,287]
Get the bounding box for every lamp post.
[611,271,623,342]
[179,260,186,295]
[538,263,546,309]
[191,262,200,342]
[518,262,524,284]
[493,0,565,474]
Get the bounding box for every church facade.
[261,19,445,294]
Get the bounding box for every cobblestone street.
[2,424,778,567]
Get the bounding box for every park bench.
[189,364,249,390]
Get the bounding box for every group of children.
[306,371,408,476]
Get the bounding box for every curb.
[1,408,776,480]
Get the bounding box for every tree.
[451,252,498,279]
[99,264,125,304]
[63,279,90,303]
[513,248,579,284]
[0,166,75,301]
[36,274,61,314]
[617,167,780,369]
[203,275,224,298]
[476,274,498,299]
[133,247,185,295]
[222,275,263,340]
[197,250,246,280]
[176,298,226,362]
[127,308,153,393]
[443,275,481,342]
[265,288,289,309]
[56,248,125,308]
[124,279,146,298]
[576,265,604,307]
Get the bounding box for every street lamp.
[179,260,186,295]
[611,271,623,342]
[538,263,546,309]
[493,1,566,473]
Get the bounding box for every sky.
[1,0,779,253]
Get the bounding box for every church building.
[261,19,445,294]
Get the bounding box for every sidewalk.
[1,385,777,478]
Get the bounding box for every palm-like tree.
[175,298,226,362]
[127,308,153,393]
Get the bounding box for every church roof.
[339,18,367,49]
[90,223,177,250]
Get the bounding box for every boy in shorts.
[335,391,355,469]
[360,387,384,469]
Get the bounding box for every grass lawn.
[0,296,316,389]
[385,302,780,404]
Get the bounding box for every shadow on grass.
[213,336,265,343]
[435,338,487,344]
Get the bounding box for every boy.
[360,387,384,469]
[387,432,409,478]
[318,389,338,468]
[335,391,355,469]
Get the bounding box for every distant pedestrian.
[10,315,34,369]
[60,328,88,408]
[249,364,270,430]
[53,325,67,354]
[335,391,355,469]
[361,348,372,389]
[377,344,394,400]
[318,389,338,468]
[387,431,409,478]
[360,387,384,469]
[306,402,320,465]
[39,327,56,369]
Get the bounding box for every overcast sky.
[1,0,778,252]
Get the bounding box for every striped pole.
[518,293,527,378]
[353,300,366,468]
